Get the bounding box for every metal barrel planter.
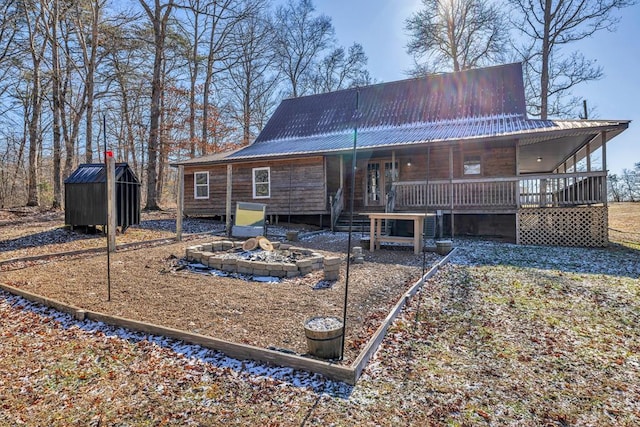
[435,240,453,255]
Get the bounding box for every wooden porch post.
[391,150,396,180]
[176,165,184,241]
[225,164,233,237]
[515,142,520,176]
[601,131,608,207]
[601,131,607,172]
[339,155,344,187]
[586,142,591,172]
[515,142,520,244]
[449,145,454,239]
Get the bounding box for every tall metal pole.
[341,89,359,360]
[104,115,111,301]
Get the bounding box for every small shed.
[64,163,141,232]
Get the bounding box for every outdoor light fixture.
[537,157,542,162]
[407,161,412,167]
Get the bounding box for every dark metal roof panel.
[64,163,139,184]
[256,63,527,142]
[228,115,552,158]
[227,117,628,160]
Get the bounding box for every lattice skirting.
[518,206,608,247]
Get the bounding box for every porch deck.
[388,171,606,212]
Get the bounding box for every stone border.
[0,244,456,384]
[186,241,339,279]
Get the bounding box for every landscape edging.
[0,246,457,385]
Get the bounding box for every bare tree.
[509,0,636,119]
[608,173,623,202]
[620,166,640,202]
[273,0,334,97]
[201,0,251,154]
[225,2,279,145]
[405,0,509,74]
[43,0,64,209]
[102,17,149,178]
[73,0,107,164]
[138,0,174,210]
[310,43,370,93]
[0,0,19,104]
[20,0,49,207]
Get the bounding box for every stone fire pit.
[186,240,340,279]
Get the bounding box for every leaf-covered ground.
[2,235,638,426]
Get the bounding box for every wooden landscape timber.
[0,245,456,385]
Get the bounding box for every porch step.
[333,214,371,233]
[333,213,437,238]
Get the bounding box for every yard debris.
[1,207,639,425]
[242,238,258,251]
[258,236,274,251]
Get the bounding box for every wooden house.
[175,63,629,247]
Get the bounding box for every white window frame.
[194,171,209,199]
[463,155,482,176]
[252,167,271,199]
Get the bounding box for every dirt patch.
[0,209,440,363]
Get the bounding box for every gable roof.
[176,62,629,167]
[256,62,527,142]
[64,163,140,184]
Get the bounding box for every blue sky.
[311,0,640,175]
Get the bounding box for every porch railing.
[330,187,344,231]
[391,172,606,210]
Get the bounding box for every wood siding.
[184,157,327,217]
[398,141,516,181]
[183,142,517,217]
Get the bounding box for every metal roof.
[224,116,628,160]
[174,63,629,166]
[64,163,140,184]
[256,63,526,142]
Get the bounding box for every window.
[463,155,481,175]
[252,167,270,198]
[194,171,209,199]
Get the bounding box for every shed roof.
[64,163,140,184]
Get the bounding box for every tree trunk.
[26,13,47,207]
[140,0,174,210]
[84,1,100,163]
[188,3,199,158]
[540,0,552,120]
[50,0,63,209]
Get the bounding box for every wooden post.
[391,150,396,180]
[449,145,454,239]
[225,164,232,237]
[176,165,184,241]
[601,131,607,171]
[515,142,520,176]
[586,142,591,172]
[601,131,607,207]
[106,156,116,252]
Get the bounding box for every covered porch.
[329,126,624,247]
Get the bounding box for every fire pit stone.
[185,241,328,278]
